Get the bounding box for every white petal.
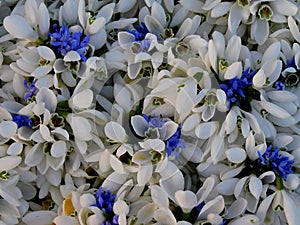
[270,0,298,16]
[175,190,197,213]
[151,1,166,27]
[38,3,50,39]
[50,141,67,158]
[110,155,125,174]
[249,176,262,199]
[176,18,193,40]
[101,172,129,193]
[262,42,281,64]
[224,61,242,80]
[225,35,241,64]
[0,156,21,170]
[88,17,106,34]
[131,115,149,137]
[64,51,81,62]
[113,200,129,215]
[144,15,164,37]
[37,46,55,61]
[182,114,200,132]
[136,203,157,224]
[159,162,184,202]
[89,29,107,50]
[128,62,142,79]
[229,215,260,225]
[150,185,169,207]
[118,31,135,49]
[267,90,297,102]
[225,147,247,164]
[154,208,177,224]
[195,122,217,139]
[285,174,300,190]
[254,19,269,45]
[62,0,78,24]
[260,101,291,119]
[117,0,136,13]
[36,87,57,113]
[70,89,93,109]
[217,178,239,196]
[137,164,153,186]
[198,196,224,219]
[7,142,23,156]
[22,211,57,225]
[67,116,92,141]
[3,15,38,40]
[211,2,232,17]
[40,124,54,142]
[288,17,300,43]
[104,121,128,143]
[0,121,17,138]
[164,121,178,140]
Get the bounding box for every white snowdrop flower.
[256,189,300,225]
[10,46,56,81]
[3,0,50,41]
[0,172,24,220]
[86,56,107,79]
[249,0,298,45]
[53,51,89,87]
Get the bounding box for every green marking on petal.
[238,0,250,7]
[218,58,229,71]
[0,170,10,180]
[258,5,273,21]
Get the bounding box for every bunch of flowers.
[0,0,300,225]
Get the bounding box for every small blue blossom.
[274,81,285,90]
[166,125,185,157]
[127,22,149,42]
[286,57,296,69]
[142,115,185,157]
[93,187,119,225]
[49,22,90,61]
[24,79,38,102]
[258,145,294,179]
[143,114,166,128]
[12,114,32,128]
[220,67,257,110]
[137,39,152,53]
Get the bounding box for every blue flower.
[220,67,257,110]
[142,115,185,157]
[24,79,38,102]
[127,22,149,42]
[166,125,185,157]
[143,114,166,128]
[12,114,32,128]
[49,22,90,61]
[93,187,119,225]
[258,145,294,179]
[286,57,296,69]
[274,81,285,90]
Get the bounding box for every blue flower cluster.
[49,22,90,61]
[143,114,185,157]
[93,187,119,225]
[12,114,32,128]
[166,125,185,157]
[127,22,149,42]
[258,145,294,179]
[24,79,38,102]
[220,67,257,109]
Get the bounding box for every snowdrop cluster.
[1,0,300,225]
